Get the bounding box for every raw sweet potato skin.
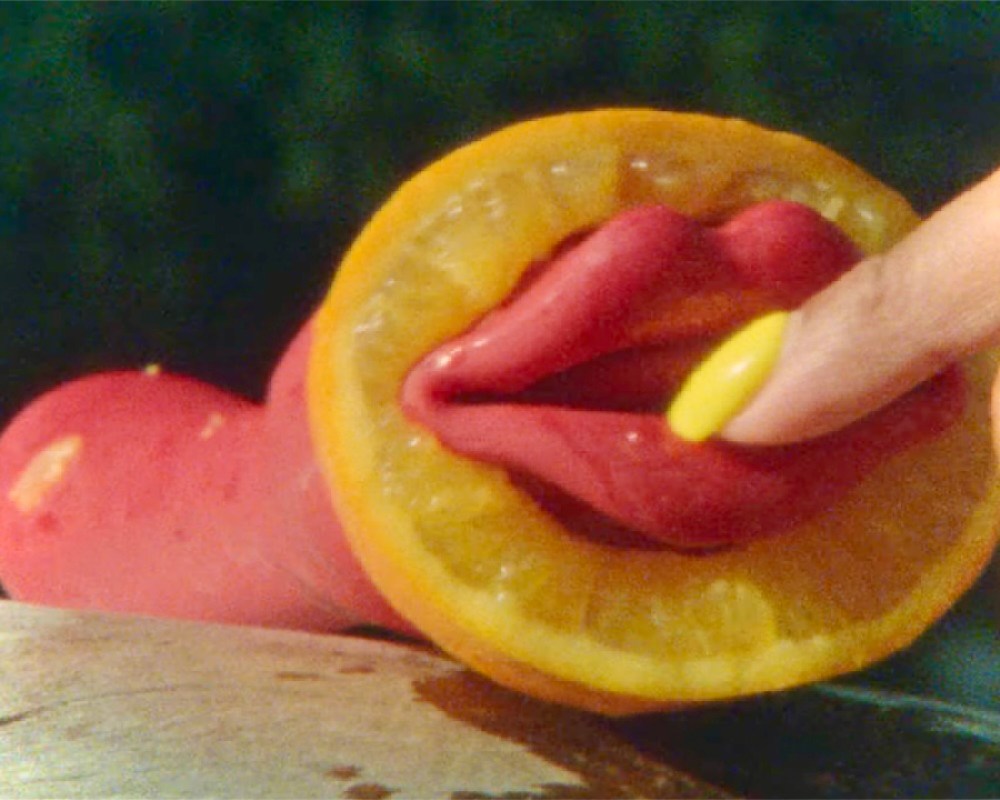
[0,323,412,633]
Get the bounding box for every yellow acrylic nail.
[667,311,789,442]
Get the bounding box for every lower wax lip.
[401,202,966,551]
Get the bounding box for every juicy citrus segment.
[309,109,1000,713]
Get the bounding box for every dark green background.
[1,3,997,709]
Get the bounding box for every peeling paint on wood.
[0,602,727,798]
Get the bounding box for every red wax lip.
[402,202,965,550]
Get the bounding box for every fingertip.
[666,311,789,442]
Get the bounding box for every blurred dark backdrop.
[0,2,997,708]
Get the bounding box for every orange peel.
[309,108,1000,714]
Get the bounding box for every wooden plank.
[0,602,727,799]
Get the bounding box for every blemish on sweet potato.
[198,413,226,440]
[8,435,82,513]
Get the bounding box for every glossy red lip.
[402,202,965,550]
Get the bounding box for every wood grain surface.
[0,602,728,799]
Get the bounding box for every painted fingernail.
[666,311,790,442]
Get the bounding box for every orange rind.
[309,108,1000,714]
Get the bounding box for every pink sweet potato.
[0,323,412,633]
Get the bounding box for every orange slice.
[309,108,1000,714]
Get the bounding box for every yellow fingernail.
[667,311,789,442]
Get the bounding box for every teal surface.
[619,683,1000,798]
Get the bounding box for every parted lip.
[401,202,965,551]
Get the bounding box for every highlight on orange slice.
[308,108,1000,714]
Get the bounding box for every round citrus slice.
[309,108,1000,714]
